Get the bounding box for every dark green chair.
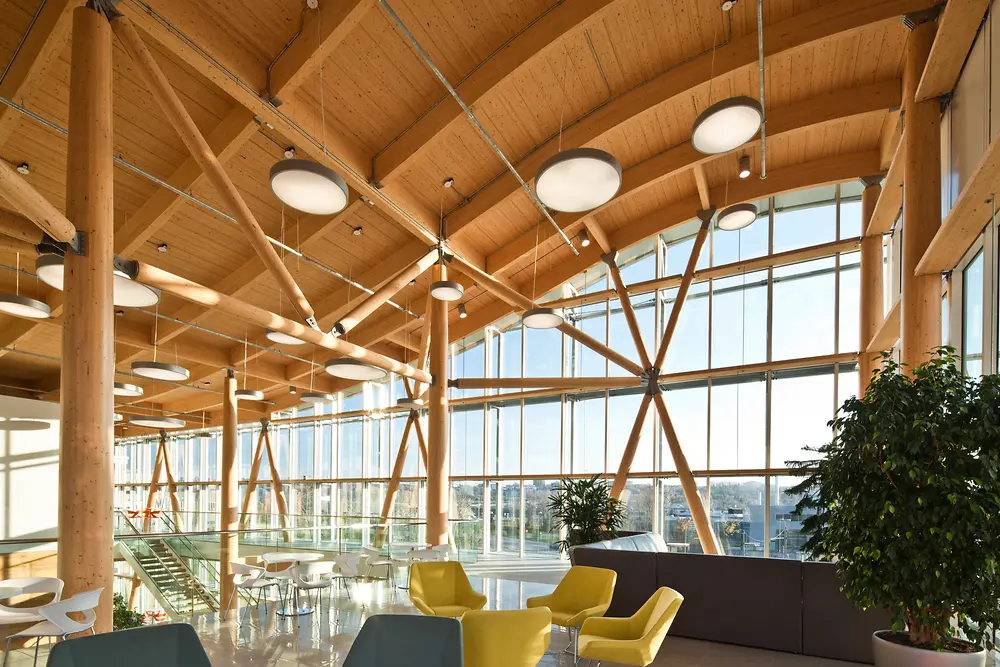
[343,614,462,667]
[45,624,210,667]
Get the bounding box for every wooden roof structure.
[0,0,967,436]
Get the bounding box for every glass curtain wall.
[116,183,864,560]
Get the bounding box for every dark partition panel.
[572,548,658,618]
[802,562,889,664]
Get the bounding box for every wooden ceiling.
[0,0,935,433]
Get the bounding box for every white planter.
[873,631,986,667]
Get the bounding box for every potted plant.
[789,349,1000,667]
[112,593,145,631]
[548,475,625,553]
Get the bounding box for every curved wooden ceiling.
[0,0,934,429]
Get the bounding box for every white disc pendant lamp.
[114,382,143,397]
[535,148,622,213]
[0,294,50,319]
[301,391,335,404]
[36,254,160,307]
[325,358,387,381]
[429,279,464,301]
[270,159,349,215]
[235,388,264,401]
[522,307,563,329]
[717,203,758,231]
[131,361,190,382]
[691,96,764,155]
[129,415,185,429]
[265,329,306,345]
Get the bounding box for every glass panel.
[451,481,484,554]
[711,271,767,368]
[712,199,769,266]
[770,367,834,468]
[773,185,837,253]
[487,403,521,476]
[710,476,766,557]
[710,376,766,470]
[454,339,485,398]
[607,390,653,474]
[339,418,363,478]
[659,382,707,472]
[522,398,561,474]
[838,252,861,353]
[772,257,836,360]
[295,424,314,479]
[569,392,605,474]
[661,283,709,373]
[452,406,485,476]
[769,475,817,560]
[524,327,562,378]
[524,480,560,555]
[621,478,654,532]
[963,249,984,377]
[659,477,707,553]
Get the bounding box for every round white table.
[261,552,324,616]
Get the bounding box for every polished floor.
[4,575,868,667]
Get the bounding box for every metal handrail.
[154,513,223,601]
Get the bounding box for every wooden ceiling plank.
[372,0,616,183]
[445,0,932,237]
[0,0,82,148]
[915,0,990,102]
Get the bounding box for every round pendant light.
[691,96,764,154]
[717,203,758,231]
[36,254,160,307]
[114,381,144,397]
[131,361,190,382]
[269,159,349,215]
[265,329,306,345]
[129,415,185,429]
[430,280,464,301]
[325,358,388,381]
[300,391,335,404]
[522,307,563,329]
[397,397,424,410]
[0,294,50,319]
[535,148,623,213]
[235,388,264,401]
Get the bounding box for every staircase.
[134,539,218,617]
[115,510,224,620]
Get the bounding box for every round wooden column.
[58,5,115,633]
[426,264,450,546]
[901,20,941,371]
[859,183,884,393]
[219,370,239,612]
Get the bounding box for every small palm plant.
[548,475,625,553]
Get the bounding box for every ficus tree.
[549,475,625,553]
[789,348,1000,651]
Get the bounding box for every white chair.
[289,561,335,612]
[430,544,453,561]
[393,547,442,590]
[222,563,279,626]
[3,588,102,667]
[361,546,397,593]
[331,554,360,600]
[0,577,63,626]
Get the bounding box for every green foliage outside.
[789,348,1000,651]
[113,593,144,631]
[549,475,625,553]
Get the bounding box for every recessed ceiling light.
[265,329,306,345]
[430,280,464,301]
[129,415,185,429]
[325,358,387,381]
[522,307,563,329]
[0,294,50,319]
[131,361,190,382]
[691,96,763,154]
[269,159,349,215]
[717,203,758,231]
[113,382,143,397]
[397,397,424,409]
[535,148,622,213]
[235,389,264,401]
[300,391,335,403]
[36,254,160,307]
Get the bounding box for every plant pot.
[873,631,986,667]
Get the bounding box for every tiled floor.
[3,576,865,667]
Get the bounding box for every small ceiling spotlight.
[283,147,296,159]
[738,154,751,179]
[458,303,468,319]
[289,386,297,395]
[15,163,29,175]
[578,230,591,248]
[156,243,169,253]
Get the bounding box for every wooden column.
[426,264,450,546]
[859,183,884,392]
[374,413,415,548]
[220,370,238,613]
[57,5,114,634]
[901,20,941,371]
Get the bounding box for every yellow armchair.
[525,565,616,660]
[578,587,684,667]
[408,561,487,618]
[461,608,551,667]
